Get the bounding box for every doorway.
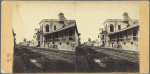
[38,41,40,47]
[102,41,104,46]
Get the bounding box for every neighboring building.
[98,28,105,46]
[29,39,36,46]
[101,12,139,51]
[33,28,41,47]
[20,42,29,46]
[13,29,16,48]
[35,13,80,51]
[93,39,100,46]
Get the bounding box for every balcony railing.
[108,37,138,43]
[133,36,138,41]
[108,39,117,43]
[69,36,75,40]
[119,38,124,41]
[45,36,75,42]
[62,38,66,41]
[45,39,52,42]
[54,38,59,41]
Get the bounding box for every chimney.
[123,12,132,27]
[58,12,64,21]
[58,12,69,26]
[123,12,132,22]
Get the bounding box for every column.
[68,29,69,41]
[43,35,45,47]
[53,33,55,44]
[131,29,133,41]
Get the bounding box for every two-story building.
[101,12,139,51]
[35,13,80,51]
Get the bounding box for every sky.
[12,1,139,44]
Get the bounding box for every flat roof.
[103,19,124,25]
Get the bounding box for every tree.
[23,38,27,42]
[29,40,32,43]
[88,38,91,42]
[32,39,34,45]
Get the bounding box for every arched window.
[110,24,114,32]
[54,25,56,30]
[46,24,49,32]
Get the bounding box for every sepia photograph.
[11,1,140,73]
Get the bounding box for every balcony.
[62,38,66,41]
[55,38,66,42]
[54,38,59,41]
[45,36,75,43]
[69,36,75,40]
[108,37,135,43]
[119,38,124,41]
[108,39,117,43]
[133,36,138,41]
[45,39,52,42]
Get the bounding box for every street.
[79,46,139,72]
[13,46,139,73]
[13,46,75,73]
[86,47,139,72]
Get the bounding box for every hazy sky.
[12,1,139,44]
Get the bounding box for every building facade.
[33,28,41,47]
[13,29,16,48]
[35,13,80,51]
[98,28,105,46]
[101,13,139,51]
